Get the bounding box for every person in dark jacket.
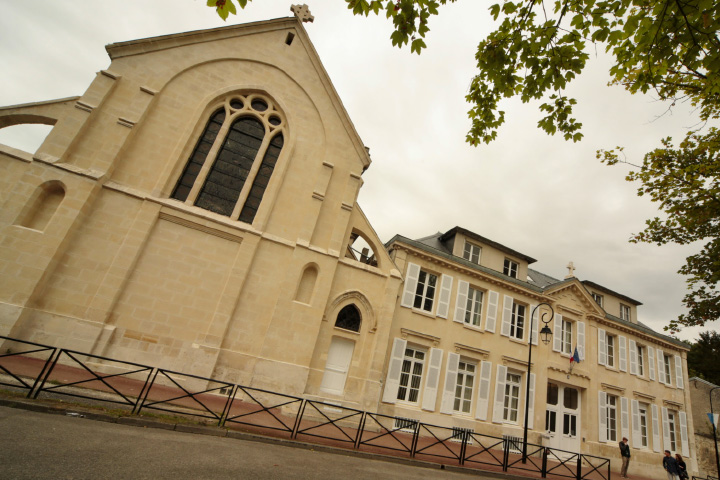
[619,437,631,477]
[663,450,681,480]
[675,454,688,479]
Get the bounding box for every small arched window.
[335,304,361,333]
[15,181,65,231]
[172,93,285,224]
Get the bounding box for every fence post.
[503,438,509,472]
[27,347,59,399]
[459,430,468,466]
[218,384,238,427]
[353,412,367,450]
[541,447,548,478]
[291,399,307,439]
[32,348,63,399]
[577,453,582,480]
[133,368,159,415]
[410,423,420,458]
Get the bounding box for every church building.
[0,8,696,477]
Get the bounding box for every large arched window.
[172,93,285,224]
[335,304,361,333]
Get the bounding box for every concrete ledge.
[175,424,228,437]
[117,416,176,430]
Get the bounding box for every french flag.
[570,347,581,365]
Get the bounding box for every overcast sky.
[1,1,715,342]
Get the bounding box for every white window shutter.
[657,349,665,384]
[439,352,460,414]
[453,280,469,324]
[485,290,499,333]
[401,263,420,308]
[598,329,607,366]
[675,355,684,389]
[679,411,689,457]
[527,372,536,429]
[422,348,444,411]
[598,391,607,443]
[553,313,562,352]
[629,339,637,375]
[652,404,661,452]
[631,399,641,447]
[528,304,538,346]
[475,360,493,421]
[662,406,671,451]
[621,396,630,441]
[500,295,513,337]
[577,321,585,360]
[619,336,628,372]
[382,338,407,403]
[648,347,656,381]
[436,274,454,319]
[493,364,508,423]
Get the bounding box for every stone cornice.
[454,343,490,358]
[400,328,440,346]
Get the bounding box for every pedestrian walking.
[675,454,688,479]
[619,437,631,477]
[663,450,681,480]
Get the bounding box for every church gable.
[545,280,604,317]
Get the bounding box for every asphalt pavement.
[0,406,501,480]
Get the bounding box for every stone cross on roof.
[565,261,576,279]
[291,4,314,23]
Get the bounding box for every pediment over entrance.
[545,280,604,318]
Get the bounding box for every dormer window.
[463,241,482,264]
[503,258,518,278]
[591,292,604,307]
[620,304,630,321]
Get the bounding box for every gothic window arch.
[335,304,361,333]
[15,180,65,231]
[171,93,286,224]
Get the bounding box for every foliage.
[208,0,720,331]
[687,331,720,385]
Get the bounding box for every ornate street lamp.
[522,302,554,463]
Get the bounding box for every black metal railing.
[0,336,57,397]
[0,334,613,480]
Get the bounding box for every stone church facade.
[0,12,698,478]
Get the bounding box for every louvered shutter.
[598,391,607,442]
[631,399,641,447]
[422,348,444,411]
[493,365,508,423]
[679,411,689,456]
[436,275,453,319]
[553,313,562,352]
[619,336,628,372]
[528,304,538,346]
[675,355,684,389]
[629,339,638,375]
[598,329,607,366]
[621,397,630,441]
[527,373,536,429]
[485,290,499,333]
[475,360,492,421]
[577,321,586,360]
[500,295,513,337]
[382,338,407,403]
[453,280,469,324]
[662,406,671,451]
[439,352,459,414]
[652,404,661,452]
[648,347,656,381]
[401,263,420,308]
[657,349,665,384]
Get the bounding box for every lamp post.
[522,302,554,463]
[711,386,720,480]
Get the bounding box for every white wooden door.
[320,337,355,395]
[545,384,582,455]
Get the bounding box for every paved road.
[0,406,497,480]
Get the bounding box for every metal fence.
[0,335,611,480]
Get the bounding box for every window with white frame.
[397,347,425,403]
[606,334,616,367]
[463,241,482,264]
[510,302,526,340]
[413,270,437,312]
[637,345,645,376]
[639,403,649,448]
[668,410,677,451]
[607,394,618,441]
[464,287,484,327]
[620,304,631,321]
[454,361,476,414]
[503,258,519,278]
[663,354,673,385]
[591,292,604,307]
[503,371,522,422]
[561,319,573,355]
